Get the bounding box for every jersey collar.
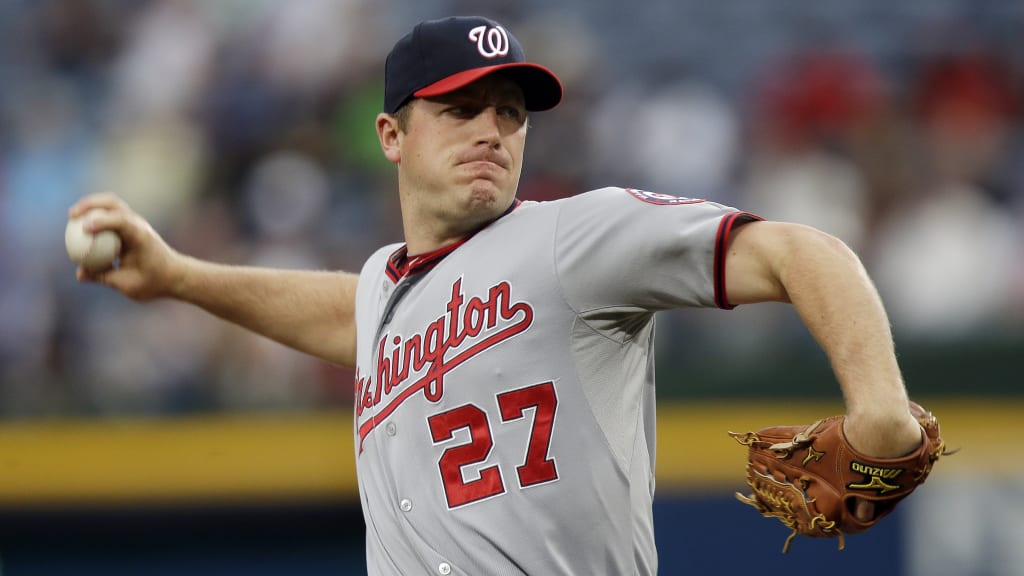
[385,199,522,283]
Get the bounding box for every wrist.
[166,251,195,300]
[843,410,922,458]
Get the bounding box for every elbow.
[774,224,876,309]
[781,224,864,273]
[724,222,865,306]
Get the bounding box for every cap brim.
[413,63,563,111]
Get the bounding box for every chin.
[455,188,505,225]
[465,180,509,206]
[467,188,498,206]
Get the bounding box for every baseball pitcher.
[70,15,942,575]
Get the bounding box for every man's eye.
[499,107,524,121]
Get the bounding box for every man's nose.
[474,108,503,146]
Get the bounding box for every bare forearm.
[173,256,358,367]
[780,232,908,415]
[726,222,920,456]
[68,192,359,367]
[779,229,920,455]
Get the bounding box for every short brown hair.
[393,100,414,132]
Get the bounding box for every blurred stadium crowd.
[1,0,1022,417]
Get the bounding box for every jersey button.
[437,562,451,575]
[386,422,397,436]
[399,498,412,512]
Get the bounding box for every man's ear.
[376,113,402,164]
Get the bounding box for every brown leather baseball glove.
[728,401,948,553]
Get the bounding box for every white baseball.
[65,208,122,272]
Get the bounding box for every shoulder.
[543,187,750,227]
[549,186,737,211]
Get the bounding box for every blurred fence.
[2,398,1019,574]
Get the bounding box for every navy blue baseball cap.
[383,16,563,114]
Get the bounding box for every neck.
[398,193,480,257]
[398,190,517,256]
[404,228,473,257]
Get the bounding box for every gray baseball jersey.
[352,186,760,575]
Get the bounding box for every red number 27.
[427,381,559,508]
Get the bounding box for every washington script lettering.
[355,278,534,449]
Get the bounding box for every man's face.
[392,74,528,236]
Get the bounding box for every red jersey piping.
[713,211,763,310]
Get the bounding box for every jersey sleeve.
[553,187,761,312]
